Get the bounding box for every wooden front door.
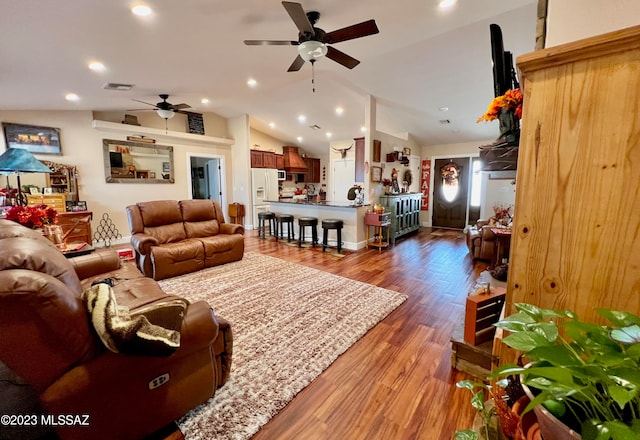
[432,158,470,229]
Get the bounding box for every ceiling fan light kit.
[298,41,327,61]
[156,109,175,119]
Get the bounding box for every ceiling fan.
[244,1,379,72]
[130,94,191,120]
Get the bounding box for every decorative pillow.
[82,283,189,357]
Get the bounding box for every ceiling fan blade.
[171,103,191,110]
[325,19,379,44]
[131,98,157,107]
[126,108,154,112]
[244,39,298,46]
[282,1,314,36]
[326,46,360,69]
[287,55,305,72]
[176,109,198,115]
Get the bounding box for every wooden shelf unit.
[378,193,421,244]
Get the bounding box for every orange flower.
[477,88,523,123]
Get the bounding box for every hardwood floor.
[240,227,487,440]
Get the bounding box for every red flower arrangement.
[477,88,523,123]
[5,204,58,229]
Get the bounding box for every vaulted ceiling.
[0,0,537,155]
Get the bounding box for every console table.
[378,193,421,244]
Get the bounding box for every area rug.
[158,252,407,440]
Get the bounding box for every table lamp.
[0,148,52,205]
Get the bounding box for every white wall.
[0,110,238,243]
[546,0,640,46]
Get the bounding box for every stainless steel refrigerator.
[251,168,279,228]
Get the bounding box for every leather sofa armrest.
[70,249,121,281]
[480,225,496,240]
[476,219,490,228]
[220,223,244,235]
[131,232,159,255]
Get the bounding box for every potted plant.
[490,303,640,440]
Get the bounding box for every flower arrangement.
[5,204,58,229]
[381,177,392,186]
[477,88,523,123]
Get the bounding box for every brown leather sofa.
[0,219,232,440]
[466,219,497,261]
[127,199,244,280]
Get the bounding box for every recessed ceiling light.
[296,136,303,142]
[297,114,307,123]
[268,122,276,129]
[65,93,79,101]
[439,106,449,112]
[335,106,344,116]
[247,78,257,88]
[360,126,366,133]
[88,61,105,72]
[131,4,152,16]
[326,132,332,138]
[438,0,457,8]
[201,98,209,104]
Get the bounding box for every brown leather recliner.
[0,219,232,440]
[466,220,497,261]
[127,199,244,280]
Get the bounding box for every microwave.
[277,170,286,180]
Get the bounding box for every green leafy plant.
[490,303,640,440]
[455,380,499,440]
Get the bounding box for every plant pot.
[521,383,581,440]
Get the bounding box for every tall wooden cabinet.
[378,193,421,244]
[504,25,640,326]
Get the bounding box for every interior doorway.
[187,153,226,216]
[432,157,471,229]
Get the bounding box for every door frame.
[428,152,479,228]
[186,152,227,219]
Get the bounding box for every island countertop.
[265,200,370,250]
[268,199,370,208]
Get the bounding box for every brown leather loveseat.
[0,219,232,440]
[127,199,244,280]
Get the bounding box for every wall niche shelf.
[92,120,234,147]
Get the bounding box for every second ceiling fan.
[244,1,379,72]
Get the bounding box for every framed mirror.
[103,139,174,184]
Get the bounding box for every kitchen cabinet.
[304,157,320,182]
[378,193,421,243]
[250,150,264,168]
[275,154,284,169]
[250,150,277,169]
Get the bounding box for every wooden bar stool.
[275,213,294,242]
[322,219,344,253]
[297,217,318,248]
[257,212,276,240]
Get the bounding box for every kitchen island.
[267,199,370,250]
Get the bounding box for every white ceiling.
[0,0,537,156]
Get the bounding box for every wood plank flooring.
[240,227,487,440]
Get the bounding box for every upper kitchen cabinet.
[304,157,321,183]
[250,150,277,169]
[275,154,284,170]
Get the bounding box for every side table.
[490,228,512,268]
[365,212,391,253]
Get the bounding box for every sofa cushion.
[185,219,220,238]
[180,199,216,222]
[199,235,241,256]
[0,236,82,295]
[150,240,205,280]
[137,200,183,227]
[82,282,189,356]
[144,222,187,244]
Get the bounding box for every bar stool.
[322,219,344,253]
[257,212,276,240]
[275,213,294,242]
[297,217,318,248]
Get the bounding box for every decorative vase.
[521,383,581,440]
[498,107,521,146]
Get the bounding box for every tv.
[490,24,519,97]
[109,151,123,168]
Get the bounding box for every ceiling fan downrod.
[311,59,316,93]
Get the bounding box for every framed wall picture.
[371,166,382,182]
[373,140,381,162]
[403,147,411,156]
[2,122,62,155]
[43,187,53,194]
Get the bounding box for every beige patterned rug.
[158,252,407,440]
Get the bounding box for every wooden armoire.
[502,24,640,345]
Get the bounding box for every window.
[470,159,482,207]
